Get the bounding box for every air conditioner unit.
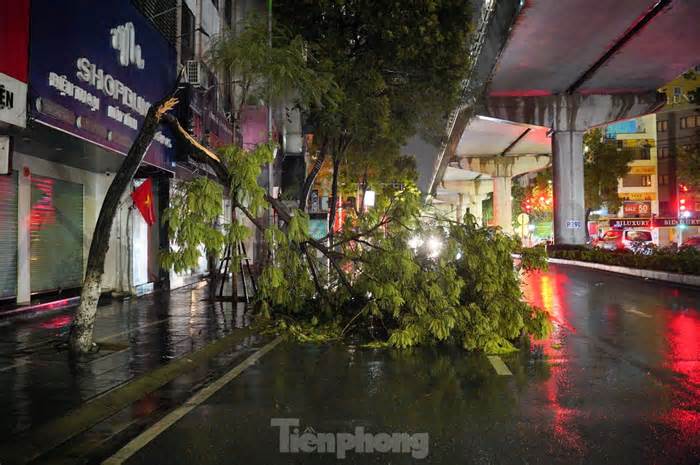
[185,60,208,88]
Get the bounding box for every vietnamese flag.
[131,178,156,226]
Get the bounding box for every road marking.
[487,355,513,376]
[102,336,283,465]
[624,309,652,318]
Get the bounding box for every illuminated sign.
[609,217,700,228]
[623,201,652,217]
[619,192,657,201]
[29,0,176,171]
[629,165,656,175]
[0,0,29,127]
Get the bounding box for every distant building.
[607,114,659,219]
[656,70,700,243]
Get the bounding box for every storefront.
[0,0,29,301]
[607,217,700,246]
[0,0,177,304]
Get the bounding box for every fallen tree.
[68,92,179,354]
[162,117,552,352]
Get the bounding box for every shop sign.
[29,0,176,171]
[619,191,656,201]
[623,201,652,217]
[609,218,650,229]
[609,217,700,228]
[0,0,29,127]
[629,165,656,175]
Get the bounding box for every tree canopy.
[583,128,633,216]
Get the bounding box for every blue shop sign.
[29,0,177,171]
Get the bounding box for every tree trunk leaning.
[69,96,179,354]
[327,155,341,245]
[298,141,327,212]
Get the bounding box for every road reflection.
[522,265,700,457]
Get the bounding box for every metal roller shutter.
[0,172,18,299]
[30,175,83,293]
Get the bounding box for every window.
[681,116,697,129]
[659,175,669,186]
[659,146,669,159]
[181,4,195,63]
[626,230,652,242]
[622,174,653,187]
[673,87,682,104]
[657,120,668,132]
[225,0,232,26]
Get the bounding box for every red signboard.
[0,0,29,82]
[623,201,651,218]
[0,0,29,127]
[609,217,700,228]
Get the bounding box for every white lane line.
[102,336,283,465]
[624,309,652,318]
[487,355,513,376]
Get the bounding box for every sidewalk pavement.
[0,281,265,463]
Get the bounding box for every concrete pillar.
[17,168,31,304]
[456,193,464,223]
[467,194,485,226]
[552,130,586,245]
[485,93,664,244]
[492,176,512,234]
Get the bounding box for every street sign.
[566,220,582,229]
[517,213,530,225]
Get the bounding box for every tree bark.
[69,93,179,354]
[298,140,328,212]
[327,154,341,245]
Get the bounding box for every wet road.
[103,265,700,463]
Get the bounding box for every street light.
[427,237,442,258]
[364,190,376,208]
[408,236,423,250]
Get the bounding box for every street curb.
[0,278,207,324]
[546,257,700,288]
[0,327,260,465]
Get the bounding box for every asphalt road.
[108,264,700,465]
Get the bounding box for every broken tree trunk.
[68,95,179,354]
[298,139,328,212]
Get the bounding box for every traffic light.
[679,184,689,218]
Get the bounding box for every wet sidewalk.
[0,281,265,464]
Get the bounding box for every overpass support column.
[456,193,464,223]
[467,194,485,226]
[486,93,664,244]
[552,130,586,245]
[492,176,512,234]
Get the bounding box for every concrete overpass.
[423,0,700,243]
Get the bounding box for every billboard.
[28,0,177,171]
[0,0,29,127]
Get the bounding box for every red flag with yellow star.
[131,178,156,226]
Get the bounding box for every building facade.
[0,0,270,307]
[656,70,700,243]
